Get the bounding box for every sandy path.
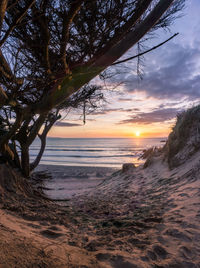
[0,208,100,268]
[0,160,199,267]
[68,160,200,268]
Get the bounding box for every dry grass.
[164,105,200,168]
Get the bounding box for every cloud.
[158,102,182,109]
[92,108,128,115]
[92,107,141,115]
[55,121,82,127]
[118,98,133,102]
[122,44,200,100]
[110,34,200,102]
[119,107,182,125]
[92,108,121,115]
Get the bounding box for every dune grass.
[165,105,200,167]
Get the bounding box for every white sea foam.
[30,137,164,168]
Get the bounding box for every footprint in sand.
[40,229,64,239]
[48,225,61,231]
[146,250,157,261]
[164,228,192,242]
[152,245,168,259]
[179,245,195,259]
[96,254,138,268]
[127,238,150,249]
[27,223,41,229]
[146,245,168,261]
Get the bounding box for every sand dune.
[0,151,200,267]
[68,153,200,267]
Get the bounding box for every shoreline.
[35,164,117,200]
[30,137,161,169]
[36,163,118,171]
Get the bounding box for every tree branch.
[0,110,23,149]
[31,5,51,73]
[0,86,8,107]
[30,112,60,170]
[0,0,36,47]
[91,0,175,69]
[0,0,8,33]
[60,0,83,73]
[111,33,179,66]
[30,0,175,114]
[0,49,13,80]
[27,113,47,146]
[88,0,153,65]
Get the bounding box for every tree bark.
[0,0,8,33]
[30,134,46,171]
[60,1,83,72]
[30,113,60,171]
[0,111,23,150]
[0,86,8,107]
[27,113,47,146]
[21,144,30,177]
[11,141,21,168]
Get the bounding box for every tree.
[0,0,185,177]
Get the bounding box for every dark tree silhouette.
[0,0,185,176]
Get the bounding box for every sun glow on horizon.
[135,130,141,137]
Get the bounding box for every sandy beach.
[35,165,115,200]
[0,154,199,267]
[0,1,199,267]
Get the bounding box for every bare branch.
[111,33,179,66]
[0,86,8,107]
[0,49,13,80]
[31,0,176,113]
[27,113,47,146]
[88,0,153,65]
[92,0,175,69]
[0,0,36,47]
[0,0,8,33]
[60,0,83,72]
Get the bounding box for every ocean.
[30,138,165,168]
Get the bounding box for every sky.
[49,0,200,139]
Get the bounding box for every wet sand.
[36,165,115,199]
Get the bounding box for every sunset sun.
[135,131,141,137]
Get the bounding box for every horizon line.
[46,136,167,139]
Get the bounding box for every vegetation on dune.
[0,0,185,177]
[143,105,200,169]
[164,105,200,168]
[142,147,163,168]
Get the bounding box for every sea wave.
[30,137,163,167]
[36,159,140,166]
[30,154,139,158]
[30,148,144,152]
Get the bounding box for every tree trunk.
[30,113,60,171]
[21,145,30,177]
[0,111,23,149]
[30,134,46,171]
[1,143,14,163]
